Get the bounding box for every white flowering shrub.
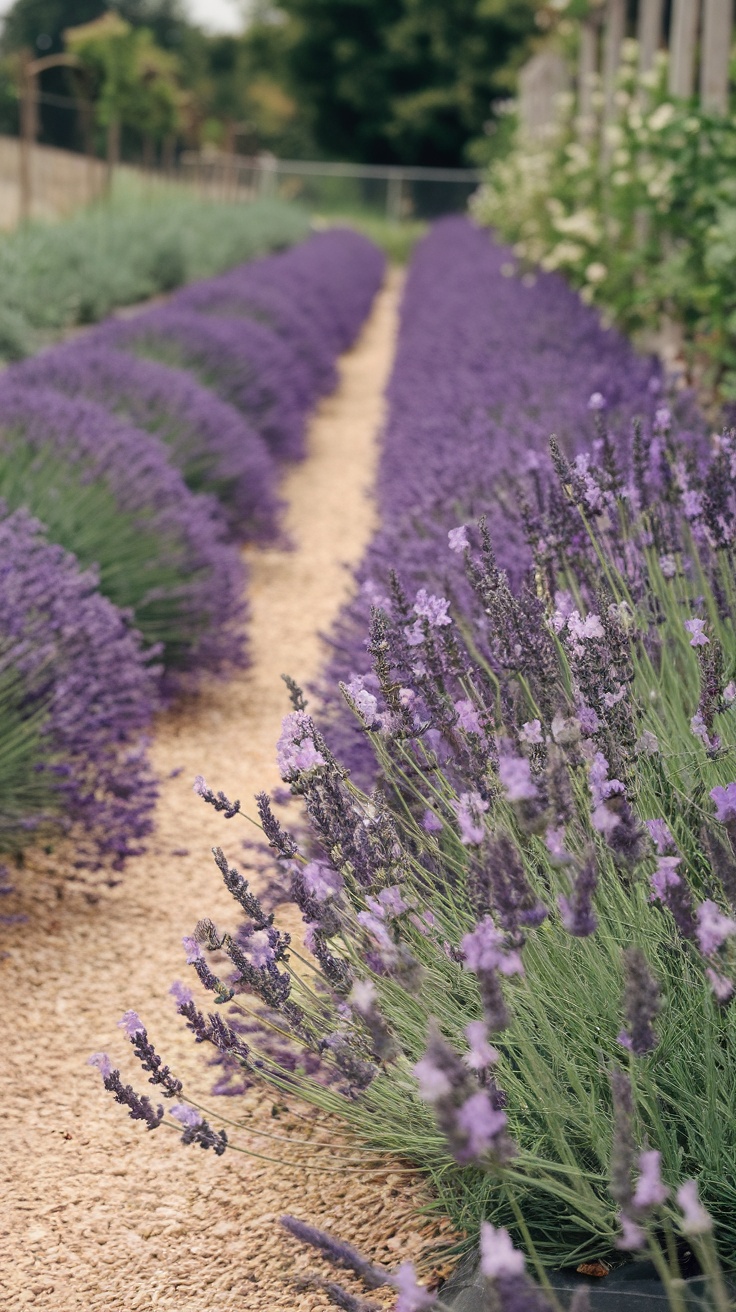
[472,39,736,400]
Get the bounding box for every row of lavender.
[97,218,736,1308]
[0,228,385,871]
[320,216,708,775]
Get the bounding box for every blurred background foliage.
[0,0,540,166]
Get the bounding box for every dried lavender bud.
[169,1104,227,1155]
[119,1012,183,1098]
[558,855,598,938]
[279,1216,389,1290]
[609,1069,635,1210]
[96,1063,163,1131]
[192,776,240,819]
[291,1274,381,1312]
[281,673,308,711]
[618,948,661,1056]
[212,846,271,926]
[256,791,298,858]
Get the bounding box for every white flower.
[648,102,677,132]
[585,262,607,284]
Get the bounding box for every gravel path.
[1,269,453,1311]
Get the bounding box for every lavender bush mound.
[319,217,709,780]
[95,229,386,462]
[8,345,280,544]
[94,308,310,462]
[173,228,387,406]
[0,382,246,681]
[0,505,158,869]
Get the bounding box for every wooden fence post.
[18,54,37,223]
[602,0,627,124]
[700,0,733,112]
[668,0,701,98]
[578,21,599,134]
[518,50,571,138]
[637,0,665,73]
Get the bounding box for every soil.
[0,269,454,1311]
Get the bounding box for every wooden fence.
[0,135,107,228]
[519,0,734,137]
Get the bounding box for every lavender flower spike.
[677,1180,713,1235]
[618,947,661,1056]
[279,1216,389,1290]
[392,1263,436,1312]
[632,1150,669,1209]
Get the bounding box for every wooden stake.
[637,0,665,74]
[603,0,627,124]
[668,0,701,99]
[700,0,733,112]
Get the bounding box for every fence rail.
[178,152,481,222]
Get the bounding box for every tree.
[242,0,538,166]
[0,0,195,149]
[65,11,183,170]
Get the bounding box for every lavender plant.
[0,505,158,868]
[0,193,309,353]
[7,345,281,544]
[94,230,385,463]
[0,382,246,682]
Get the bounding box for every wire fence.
[178,153,482,222]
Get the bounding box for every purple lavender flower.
[498,755,538,803]
[392,1264,436,1312]
[451,792,489,845]
[632,1150,668,1209]
[276,711,327,777]
[696,899,736,956]
[118,1011,145,1039]
[649,857,697,941]
[462,918,524,978]
[464,1020,499,1071]
[302,861,344,901]
[677,1180,713,1235]
[479,1222,525,1277]
[685,618,710,647]
[279,1215,389,1290]
[448,525,469,553]
[618,947,661,1056]
[0,506,158,868]
[711,783,736,824]
[558,856,598,937]
[646,819,676,854]
[169,1103,227,1154]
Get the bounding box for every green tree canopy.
[242,0,538,166]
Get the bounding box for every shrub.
[0,383,246,682]
[0,193,310,355]
[318,217,706,780]
[97,229,386,462]
[96,307,311,461]
[8,345,281,545]
[0,504,158,869]
[173,228,387,405]
[472,40,736,402]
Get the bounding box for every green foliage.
[241,0,538,166]
[472,40,736,402]
[0,188,310,356]
[0,659,56,851]
[0,442,192,661]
